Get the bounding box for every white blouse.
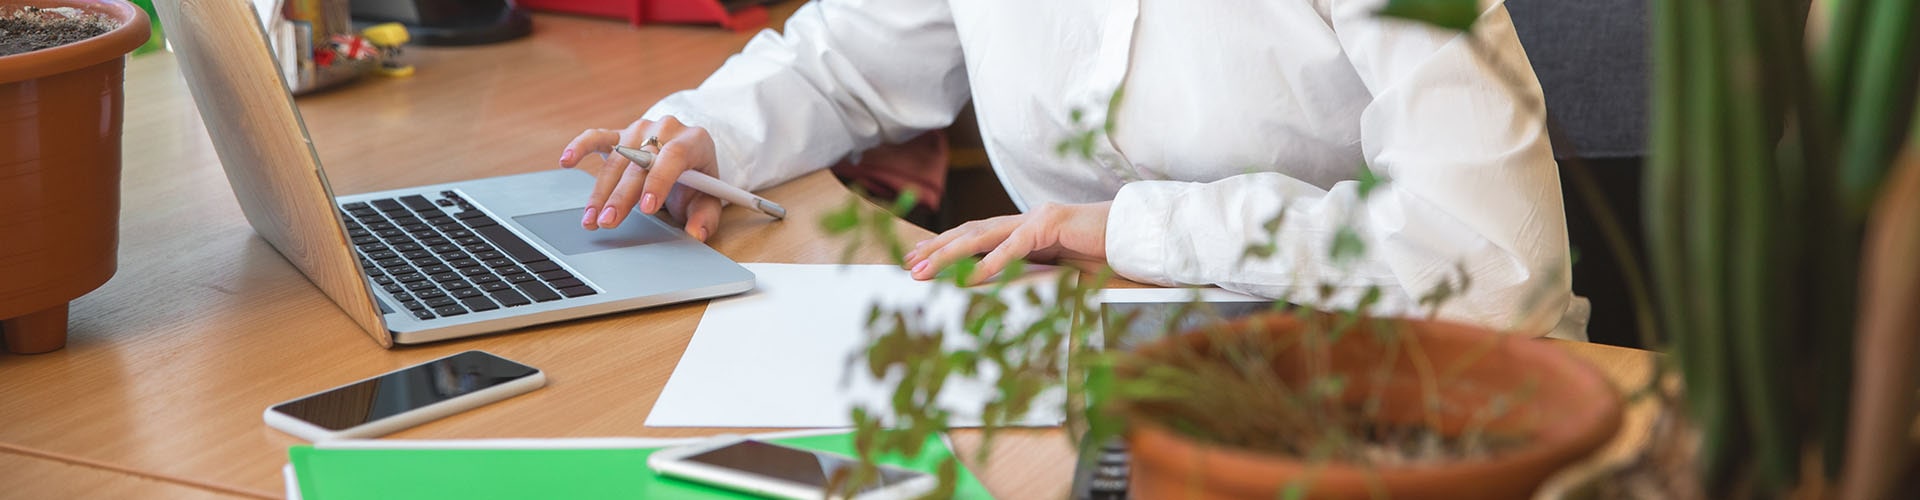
[642,0,1582,338]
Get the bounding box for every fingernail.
[581,206,599,227]
[641,193,659,213]
[560,149,574,165]
[690,226,706,241]
[911,260,930,277]
[598,204,619,226]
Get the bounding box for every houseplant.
[0,0,149,354]
[1534,0,1920,496]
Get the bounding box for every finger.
[584,130,637,229]
[912,220,1018,281]
[906,219,990,267]
[600,120,691,228]
[560,128,622,170]
[683,193,723,242]
[972,224,1039,286]
[638,126,712,216]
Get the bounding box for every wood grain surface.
[0,12,1654,499]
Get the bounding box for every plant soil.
[0,7,116,58]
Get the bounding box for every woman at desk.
[559,0,1579,337]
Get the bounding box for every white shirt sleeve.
[641,0,969,192]
[1103,0,1573,335]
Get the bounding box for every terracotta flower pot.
[0,0,149,354]
[1124,313,1623,499]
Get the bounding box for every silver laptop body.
[154,0,754,346]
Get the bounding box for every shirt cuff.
[642,92,753,191]
[1104,181,1188,287]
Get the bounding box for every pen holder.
[250,0,396,95]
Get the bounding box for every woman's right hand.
[559,116,725,241]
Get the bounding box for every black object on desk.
[350,0,532,46]
[1071,438,1131,500]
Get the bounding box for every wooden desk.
[0,14,1656,499]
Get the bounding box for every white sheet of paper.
[646,263,1066,428]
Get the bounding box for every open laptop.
[154,0,755,347]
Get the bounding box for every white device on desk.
[648,435,937,500]
[153,0,757,347]
[263,350,545,441]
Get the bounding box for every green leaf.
[821,205,860,233]
[1355,165,1383,199]
[889,190,919,217]
[1376,0,1478,32]
[1329,228,1366,264]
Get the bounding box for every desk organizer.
[517,0,767,32]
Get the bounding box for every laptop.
[154,0,755,347]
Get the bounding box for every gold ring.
[642,136,662,151]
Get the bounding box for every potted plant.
[0,0,149,354]
[1536,0,1920,496]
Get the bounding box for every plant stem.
[1679,0,1738,487]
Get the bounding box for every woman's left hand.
[903,201,1112,285]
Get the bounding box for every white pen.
[610,145,787,220]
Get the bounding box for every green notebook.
[288,432,992,499]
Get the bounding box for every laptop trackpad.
[512,208,680,256]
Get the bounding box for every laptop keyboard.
[341,191,597,321]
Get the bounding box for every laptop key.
[403,250,436,261]
[451,287,483,299]
[431,272,463,283]
[430,244,461,254]
[342,201,371,211]
[536,269,573,282]
[445,229,474,239]
[347,228,371,238]
[420,237,451,246]
[547,277,584,289]
[472,225,547,264]
[366,222,396,231]
[393,272,426,283]
[473,251,505,261]
[434,305,467,317]
[400,195,436,211]
[557,285,597,298]
[455,236,484,246]
[463,243,495,254]
[373,275,394,285]
[377,258,409,268]
[455,210,487,220]
[352,236,380,245]
[405,280,438,291]
[526,260,561,273]
[415,288,446,299]
[472,274,501,284]
[419,265,452,275]
[462,297,499,312]
[426,216,454,226]
[390,291,411,302]
[382,284,404,293]
[401,224,431,233]
[425,296,458,307]
[516,282,562,302]
[447,258,481,269]
[490,290,531,307]
[480,281,514,292]
[459,266,492,277]
[366,250,397,260]
[464,217,498,228]
[376,229,406,238]
[484,258,514,268]
[371,198,405,211]
[412,310,435,320]
[358,243,387,252]
[503,273,536,284]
